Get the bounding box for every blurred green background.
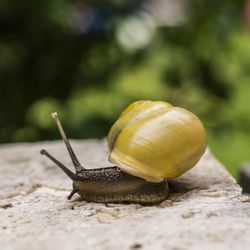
[0,0,249,178]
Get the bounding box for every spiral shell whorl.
[108,100,207,182]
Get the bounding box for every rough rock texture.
[1,140,250,250]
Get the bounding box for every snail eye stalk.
[51,112,84,173]
[40,149,77,181]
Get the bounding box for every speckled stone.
[0,140,250,250]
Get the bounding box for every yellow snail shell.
[107,100,207,182]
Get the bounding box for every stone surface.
[0,139,250,250]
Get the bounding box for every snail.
[40,100,207,204]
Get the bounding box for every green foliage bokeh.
[0,0,249,178]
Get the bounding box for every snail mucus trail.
[40,113,169,204]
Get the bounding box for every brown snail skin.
[40,100,206,205]
[40,112,169,205]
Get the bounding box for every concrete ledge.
[1,140,250,250]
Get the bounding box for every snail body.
[40,150,169,204]
[40,100,206,204]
